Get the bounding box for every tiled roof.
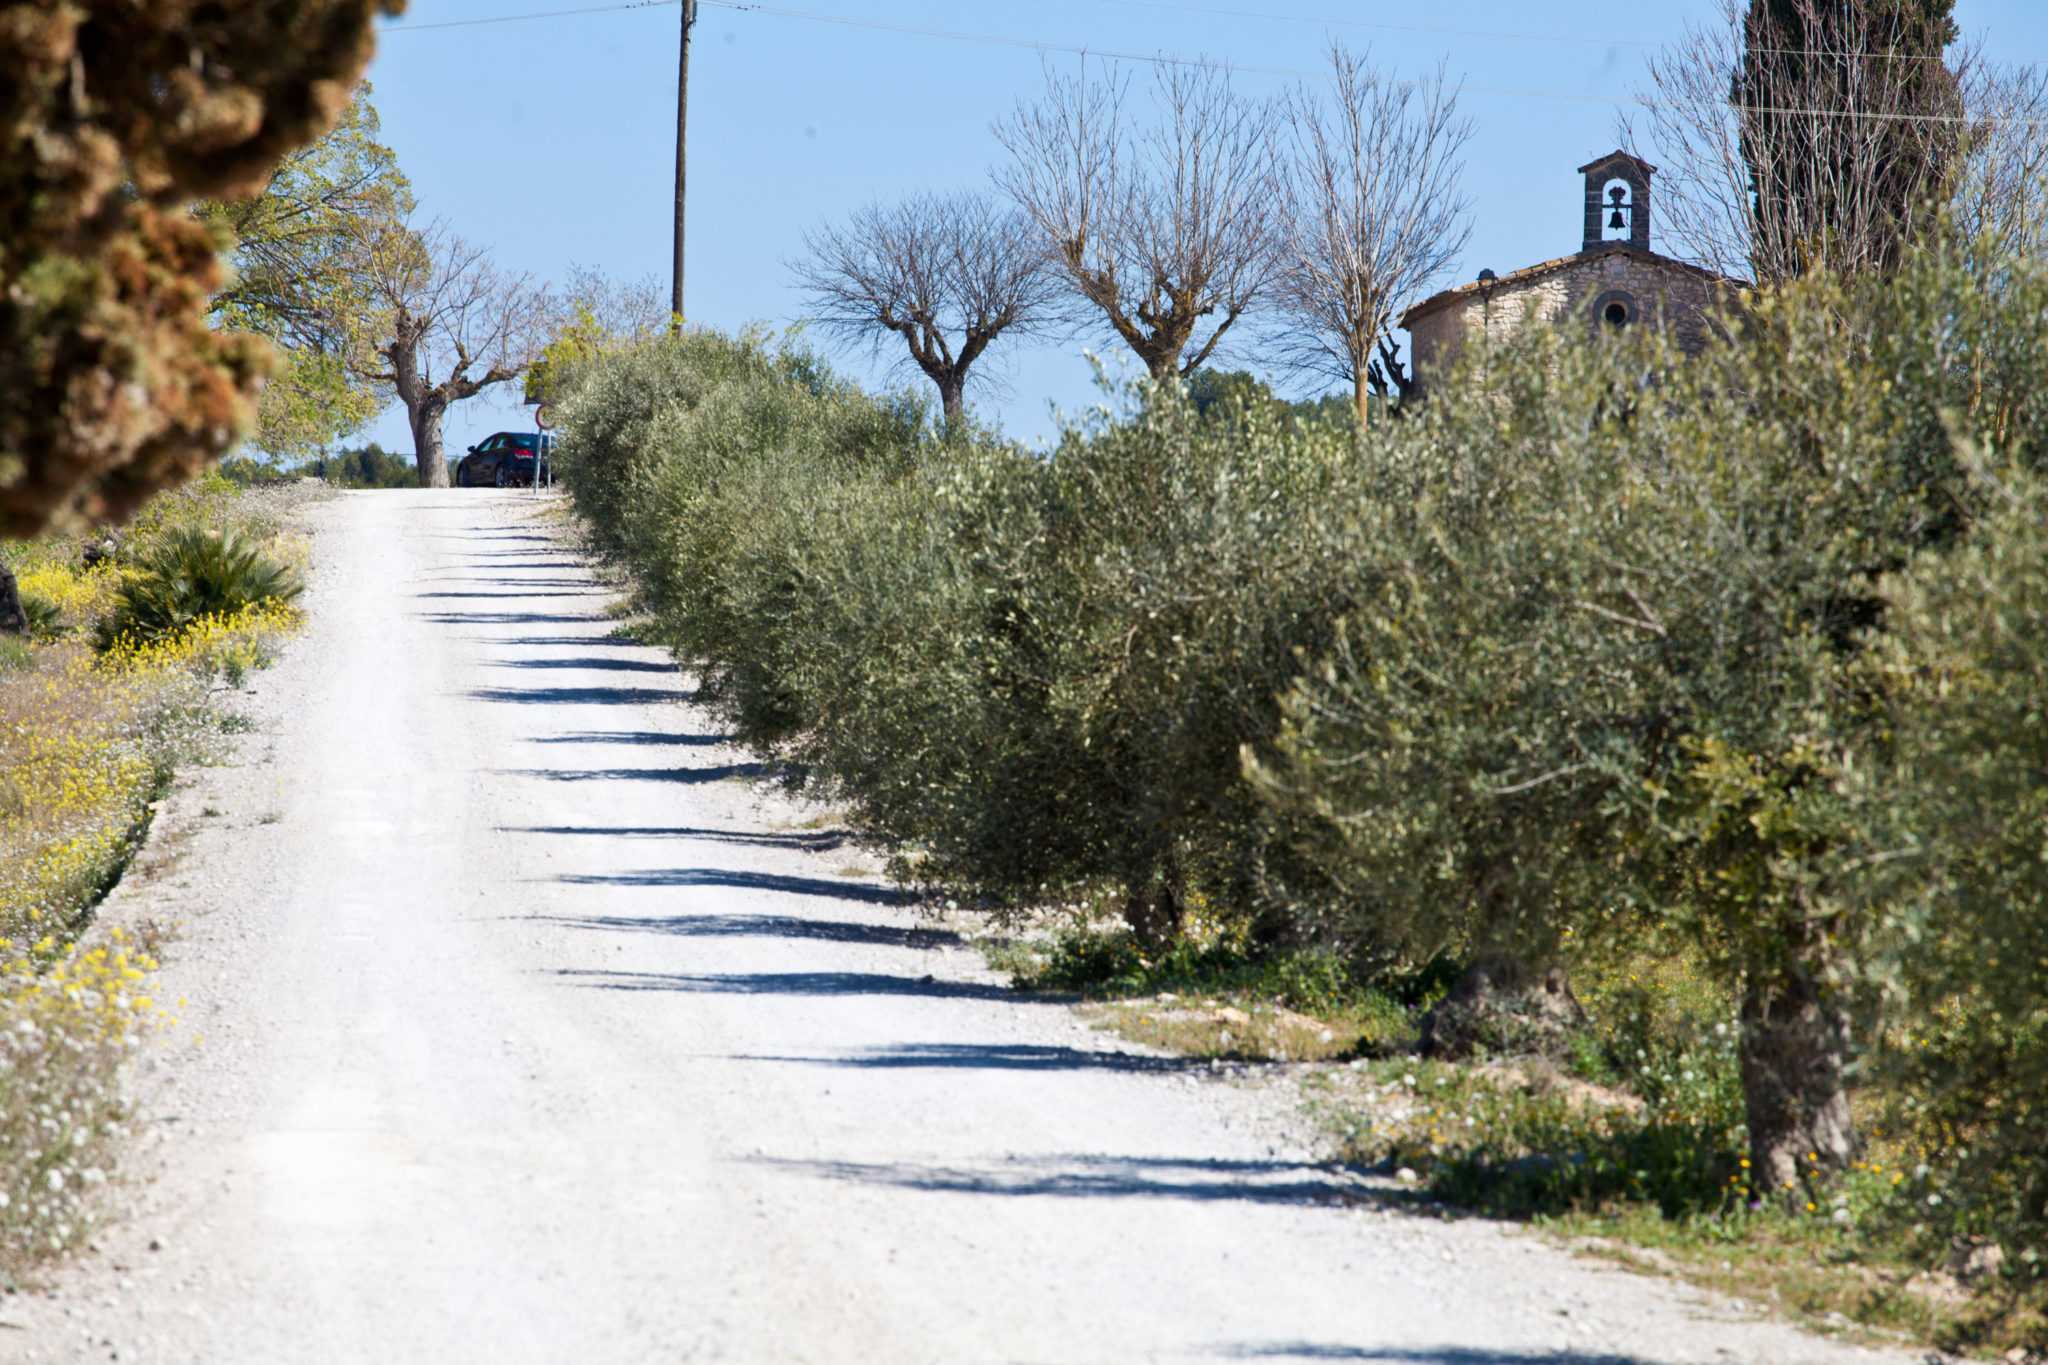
[1578,148,1657,176]
[1399,244,1744,330]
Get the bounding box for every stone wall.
[1407,250,1734,395]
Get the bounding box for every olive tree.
[1868,460,2048,1255]
[1250,240,2048,1198]
[203,84,414,459]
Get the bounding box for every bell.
[1609,207,1627,230]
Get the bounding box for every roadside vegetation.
[0,475,307,1272]
[545,229,2048,1354]
[219,443,421,490]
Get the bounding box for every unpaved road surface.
[19,493,1922,1364]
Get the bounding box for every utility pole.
[671,0,697,330]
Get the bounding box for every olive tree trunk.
[1739,951,1856,1203]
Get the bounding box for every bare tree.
[1626,0,1969,284]
[1274,43,1472,425]
[995,60,1283,382]
[350,218,548,487]
[525,265,672,406]
[792,192,1061,427]
[550,264,670,344]
[1950,61,2048,264]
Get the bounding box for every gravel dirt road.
[17,492,1926,1364]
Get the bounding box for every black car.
[454,432,553,487]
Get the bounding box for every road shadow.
[505,820,840,845]
[421,611,614,627]
[732,1043,1221,1075]
[526,730,727,747]
[450,550,585,562]
[497,762,764,783]
[457,560,588,570]
[552,867,909,904]
[417,590,604,600]
[494,657,677,674]
[534,910,950,947]
[467,686,693,706]
[1218,1348,1651,1364]
[554,967,1016,1001]
[745,1153,1402,1210]
[494,636,653,649]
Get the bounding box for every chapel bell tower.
[1580,150,1655,253]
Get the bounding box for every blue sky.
[353,0,2047,456]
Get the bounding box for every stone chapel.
[1399,151,1743,394]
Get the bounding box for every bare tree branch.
[792,191,1062,427]
[348,215,549,487]
[995,59,1284,382]
[1271,41,1473,425]
[1624,0,1972,284]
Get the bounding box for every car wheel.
[454,463,468,487]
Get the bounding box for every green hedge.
[549,242,2048,1257]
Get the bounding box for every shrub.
[1864,458,2048,1257]
[18,590,64,641]
[555,239,2048,1262]
[1247,240,2048,1197]
[95,526,302,649]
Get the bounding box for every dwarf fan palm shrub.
[96,527,302,648]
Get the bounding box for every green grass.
[995,926,1423,1061]
[986,921,2046,1355]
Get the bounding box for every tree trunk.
[1122,847,1187,949]
[938,375,965,432]
[1352,368,1372,429]
[410,402,450,489]
[0,565,26,636]
[1739,955,1856,1204]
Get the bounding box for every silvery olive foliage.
[1864,459,2048,1254]
[553,238,2048,1247]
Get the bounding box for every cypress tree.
[1736,0,1962,277]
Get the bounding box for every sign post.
[529,400,555,497]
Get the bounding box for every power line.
[382,0,667,33]
[1097,0,1967,64]
[1095,0,1660,52]
[692,0,1322,77]
[379,0,2039,127]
